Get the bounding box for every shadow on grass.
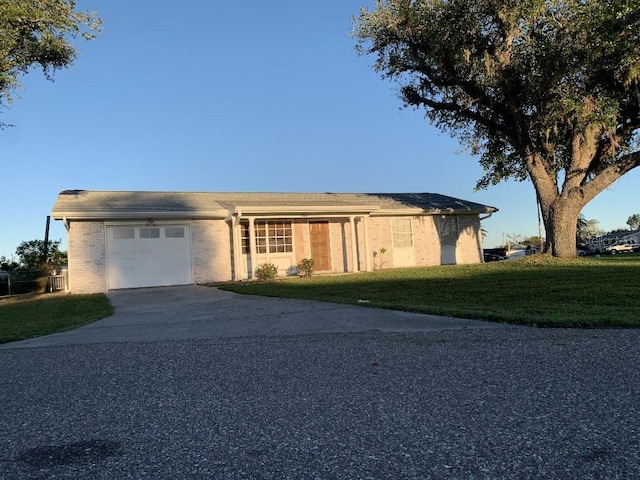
[219,255,640,327]
[0,293,113,343]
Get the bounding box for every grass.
[0,293,113,343]
[218,254,640,327]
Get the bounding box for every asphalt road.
[1,286,639,479]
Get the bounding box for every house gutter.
[228,205,379,215]
[51,210,230,221]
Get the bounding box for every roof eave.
[231,205,381,216]
[51,210,230,220]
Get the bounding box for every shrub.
[297,258,314,277]
[255,263,278,281]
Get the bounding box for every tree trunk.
[542,199,583,258]
[527,152,592,258]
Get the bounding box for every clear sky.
[1,0,638,260]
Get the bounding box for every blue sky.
[1,0,638,260]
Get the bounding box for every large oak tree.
[0,0,101,126]
[354,0,640,257]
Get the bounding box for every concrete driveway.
[3,285,508,348]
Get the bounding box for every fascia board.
[372,207,496,216]
[236,205,380,215]
[51,210,230,220]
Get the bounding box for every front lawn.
[219,254,640,327]
[0,293,113,343]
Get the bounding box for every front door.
[309,221,331,271]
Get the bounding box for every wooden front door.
[309,221,331,271]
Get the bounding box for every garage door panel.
[107,226,192,290]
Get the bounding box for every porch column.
[231,214,241,281]
[363,215,372,271]
[248,217,256,279]
[349,216,359,272]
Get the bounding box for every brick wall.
[412,216,442,267]
[191,219,233,283]
[366,217,392,270]
[67,221,107,293]
[454,215,483,264]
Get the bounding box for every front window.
[241,224,251,254]
[267,221,293,253]
[392,218,413,248]
[243,221,293,254]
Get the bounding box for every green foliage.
[0,0,102,126]
[254,263,278,281]
[0,256,18,271]
[221,255,640,327]
[0,293,112,343]
[14,239,66,271]
[577,215,603,243]
[297,258,314,277]
[354,0,640,257]
[626,214,640,230]
[523,236,543,248]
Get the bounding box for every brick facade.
[190,219,233,284]
[67,221,107,294]
[64,214,484,293]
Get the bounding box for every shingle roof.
[51,190,497,218]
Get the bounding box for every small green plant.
[297,258,314,277]
[375,247,387,270]
[254,263,278,281]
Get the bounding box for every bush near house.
[254,263,278,281]
[297,258,314,277]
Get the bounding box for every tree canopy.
[0,0,101,125]
[576,215,603,244]
[354,0,640,257]
[627,213,640,230]
[14,239,67,271]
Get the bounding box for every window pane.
[165,227,184,238]
[140,227,160,239]
[267,221,292,253]
[241,224,250,254]
[392,218,413,248]
[113,227,135,240]
[256,238,267,254]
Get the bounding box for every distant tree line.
[0,239,67,272]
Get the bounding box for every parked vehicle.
[484,253,506,262]
[603,240,639,254]
[483,248,507,262]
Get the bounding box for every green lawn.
[0,293,113,343]
[219,254,640,327]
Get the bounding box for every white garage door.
[107,225,192,290]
